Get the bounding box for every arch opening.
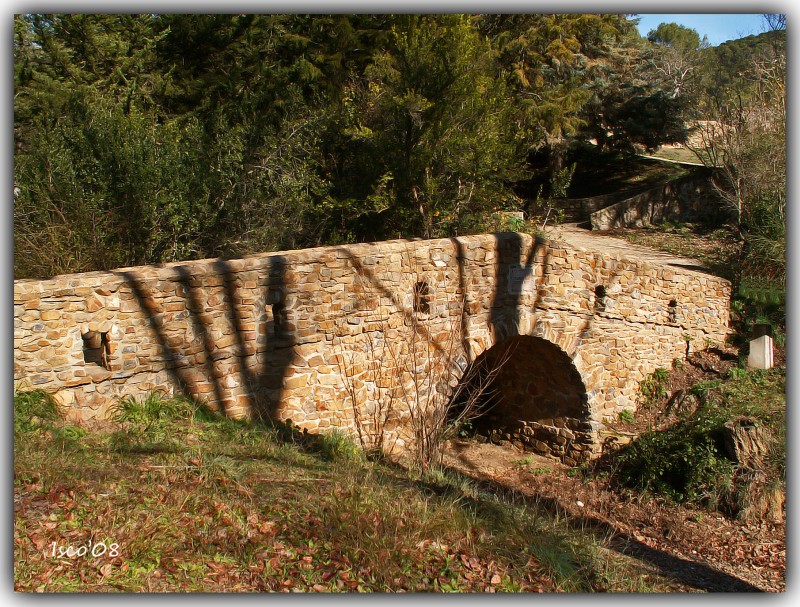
[449,335,594,464]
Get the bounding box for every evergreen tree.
[321,15,521,240]
[480,14,636,171]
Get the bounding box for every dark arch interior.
[450,335,592,463]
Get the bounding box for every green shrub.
[618,409,635,424]
[615,415,734,507]
[501,215,528,232]
[639,368,669,404]
[615,367,784,516]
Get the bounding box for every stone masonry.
[591,170,731,231]
[14,232,731,461]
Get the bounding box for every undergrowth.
[613,367,785,518]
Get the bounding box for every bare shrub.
[335,248,510,469]
[690,39,785,281]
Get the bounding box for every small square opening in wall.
[272,302,286,336]
[413,281,431,314]
[82,330,110,369]
[594,285,607,312]
[668,299,678,324]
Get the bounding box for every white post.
[748,334,774,370]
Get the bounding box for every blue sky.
[634,14,769,46]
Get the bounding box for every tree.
[646,22,706,101]
[14,14,206,276]
[647,22,703,50]
[14,14,334,275]
[480,14,636,172]
[578,23,691,153]
[14,14,167,150]
[321,15,521,241]
[694,17,785,280]
[698,25,786,117]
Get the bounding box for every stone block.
[748,335,774,370]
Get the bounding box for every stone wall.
[14,233,731,460]
[591,171,731,231]
[556,187,651,222]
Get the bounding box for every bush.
[14,390,62,433]
[615,415,734,507]
[639,368,669,405]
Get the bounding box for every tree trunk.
[722,417,772,466]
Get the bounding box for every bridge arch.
[453,334,596,464]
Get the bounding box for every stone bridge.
[14,232,730,463]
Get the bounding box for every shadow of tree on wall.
[173,264,228,412]
[489,232,551,342]
[337,248,448,357]
[116,269,195,399]
[449,237,472,363]
[113,232,657,448]
[252,254,296,421]
[214,258,260,412]
[115,253,296,421]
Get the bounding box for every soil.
[440,349,785,593]
[602,347,740,440]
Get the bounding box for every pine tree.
[480,13,636,168]
[322,14,522,240]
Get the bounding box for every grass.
[609,222,741,280]
[617,410,635,424]
[646,146,705,165]
[517,142,689,201]
[14,390,677,592]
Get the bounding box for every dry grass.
[606,223,740,281]
[14,390,673,592]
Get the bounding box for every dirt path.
[545,223,711,275]
[440,440,785,592]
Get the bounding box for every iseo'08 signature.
[50,540,119,559]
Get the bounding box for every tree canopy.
[647,22,704,50]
